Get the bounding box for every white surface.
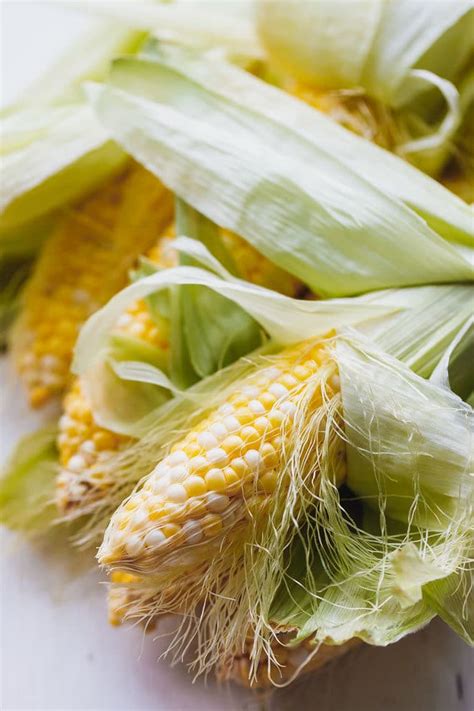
[1,3,473,710]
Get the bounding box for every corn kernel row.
[99,338,344,570]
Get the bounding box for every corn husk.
[0,104,126,233]
[86,47,472,297]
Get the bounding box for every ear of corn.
[56,229,176,514]
[98,336,343,571]
[12,163,173,407]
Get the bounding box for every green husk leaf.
[86,53,472,296]
[0,426,58,533]
[430,318,474,402]
[1,104,126,232]
[340,335,473,530]
[256,1,474,107]
[174,199,265,382]
[137,41,473,246]
[423,563,474,645]
[73,254,406,378]
[82,357,169,437]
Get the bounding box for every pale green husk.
[86,49,472,296]
[256,1,474,177]
[256,0,474,107]
[130,42,474,244]
[75,0,261,57]
[0,104,126,233]
[0,426,58,533]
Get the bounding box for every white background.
[1,2,473,709]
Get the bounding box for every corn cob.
[12,163,173,408]
[216,633,360,689]
[99,336,344,570]
[56,228,176,513]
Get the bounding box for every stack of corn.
[12,164,174,407]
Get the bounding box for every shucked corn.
[12,164,173,407]
[99,337,345,570]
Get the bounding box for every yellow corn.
[12,163,173,407]
[55,229,176,513]
[217,633,360,688]
[99,336,345,570]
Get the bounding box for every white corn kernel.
[80,439,96,454]
[218,404,235,416]
[169,465,188,482]
[223,416,240,433]
[207,448,228,465]
[167,483,188,503]
[189,455,207,472]
[144,529,166,548]
[67,454,86,473]
[183,520,203,544]
[280,401,297,417]
[244,450,262,470]
[198,431,219,450]
[249,399,265,414]
[131,510,148,529]
[269,383,289,399]
[210,422,228,440]
[242,386,259,398]
[168,451,188,466]
[125,534,144,557]
[207,493,230,513]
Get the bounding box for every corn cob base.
[216,633,361,689]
